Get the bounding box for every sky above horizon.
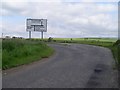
[1,0,119,38]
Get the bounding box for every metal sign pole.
[29,31,31,39]
[41,31,43,40]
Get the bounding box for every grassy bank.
[2,39,54,70]
[0,39,2,69]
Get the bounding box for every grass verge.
[0,39,1,69]
[2,39,54,70]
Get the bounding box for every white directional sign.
[26,19,47,32]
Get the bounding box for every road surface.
[2,43,118,88]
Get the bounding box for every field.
[52,38,117,43]
[2,39,54,70]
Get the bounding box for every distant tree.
[84,38,88,40]
[48,37,53,42]
[12,36,16,39]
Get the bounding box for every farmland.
[52,38,116,43]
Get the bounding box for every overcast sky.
[1,0,119,38]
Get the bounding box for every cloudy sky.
[1,0,119,38]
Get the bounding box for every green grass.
[0,40,1,69]
[2,39,54,70]
[53,38,117,43]
[113,40,120,66]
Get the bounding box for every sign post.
[29,31,31,39]
[41,31,43,40]
[26,19,47,39]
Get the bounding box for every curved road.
[3,44,118,88]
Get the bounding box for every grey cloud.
[1,1,118,38]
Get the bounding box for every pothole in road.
[86,64,108,88]
[94,68,102,73]
[94,64,107,73]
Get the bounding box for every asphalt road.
[2,43,118,88]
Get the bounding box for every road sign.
[26,19,47,32]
